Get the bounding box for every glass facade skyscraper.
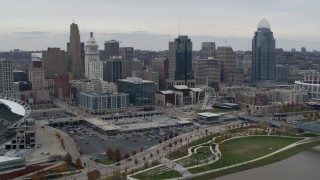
[169,35,194,84]
[252,19,276,84]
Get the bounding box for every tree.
[140,147,144,152]
[132,150,137,156]
[31,172,46,180]
[159,139,162,144]
[87,170,101,180]
[179,138,183,148]
[174,132,178,137]
[76,158,82,169]
[150,153,153,162]
[164,136,168,141]
[169,132,174,139]
[169,143,172,154]
[107,148,113,160]
[205,129,208,136]
[134,158,139,166]
[114,149,121,162]
[125,153,130,159]
[65,152,72,164]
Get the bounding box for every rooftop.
[258,18,271,30]
[118,77,154,84]
[0,156,24,163]
[0,99,25,116]
[197,112,221,118]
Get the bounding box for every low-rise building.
[78,91,129,114]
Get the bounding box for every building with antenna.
[167,35,195,88]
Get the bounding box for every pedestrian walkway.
[162,157,193,178]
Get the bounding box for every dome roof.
[257,19,271,30]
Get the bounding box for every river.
[218,146,320,180]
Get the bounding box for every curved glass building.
[251,19,276,85]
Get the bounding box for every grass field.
[167,150,188,160]
[188,140,320,180]
[189,136,302,174]
[132,166,182,180]
[97,158,117,165]
[196,146,211,154]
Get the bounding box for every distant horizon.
[1,30,319,52]
[1,0,320,51]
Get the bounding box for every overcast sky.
[1,0,320,51]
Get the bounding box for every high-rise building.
[31,52,42,68]
[168,35,194,87]
[193,59,220,85]
[216,46,237,82]
[103,56,123,83]
[252,19,276,84]
[118,77,155,106]
[0,59,19,98]
[104,40,119,59]
[132,70,159,90]
[119,47,134,61]
[200,42,216,59]
[42,48,66,79]
[28,68,44,90]
[152,58,169,90]
[70,22,84,79]
[84,32,103,80]
[276,64,289,84]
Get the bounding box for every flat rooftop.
[197,112,221,118]
[86,118,119,131]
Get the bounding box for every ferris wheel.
[198,86,217,110]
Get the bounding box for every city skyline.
[1,0,320,51]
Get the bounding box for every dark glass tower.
[252,19,276,84]
[169,35,194,85]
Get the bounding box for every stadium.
[0,97,33,149]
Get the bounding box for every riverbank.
[188,141,320,180]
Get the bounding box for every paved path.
[162,157,193,178]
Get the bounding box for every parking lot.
[56,123,195,158]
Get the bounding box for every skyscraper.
[200,42,216,59]
[119,47,134,61]
[0,59,19,98]
[70,22,84,79]
[168,35,194,87]
[216,46,236,82]
[42,47,66,79]
[104,40,119,59]
[85,32,103,79]
[252,19,276,84]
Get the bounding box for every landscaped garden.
[132,165,182,180]
[189,136,303,174]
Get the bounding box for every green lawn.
[189,136,303,174]
[97,158,117,165]
[132,169,182,180]
[188,134,217,147]
[196,146,211,154]
[167,150,188,160]
[188,141,320,180]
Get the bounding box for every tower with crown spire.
[84,32,103,79]
[251,19,276,85]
